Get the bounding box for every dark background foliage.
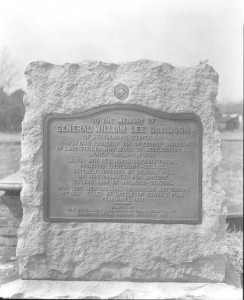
[0,89,25,132]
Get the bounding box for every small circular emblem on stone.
[114,84,129,100]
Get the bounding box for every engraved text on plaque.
[44,104,202,223]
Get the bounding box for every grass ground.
[0,143,21,180]
[0,132,21,180]
[218,132,243,214]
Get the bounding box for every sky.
[0,0,243,102]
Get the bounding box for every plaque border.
[43,103,202,224]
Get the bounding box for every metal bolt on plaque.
[114,84,129,100]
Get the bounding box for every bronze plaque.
[44,104,202,223]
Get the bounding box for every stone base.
[0,280,242,299]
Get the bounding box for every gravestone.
[18,60,227,282]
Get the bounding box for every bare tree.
[0,47,21,92]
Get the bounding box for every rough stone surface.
[0,280,242,300]
[18,60,227,281]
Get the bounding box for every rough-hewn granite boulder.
[18,60,227,281]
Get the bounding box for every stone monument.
[18,59,226,281]
[5,59,239,298]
